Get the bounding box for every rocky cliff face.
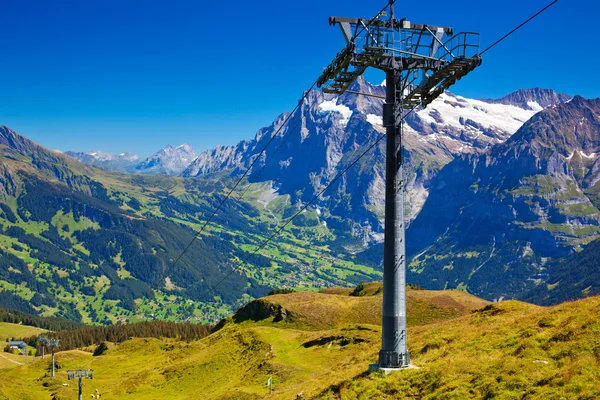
[405,96,600,301]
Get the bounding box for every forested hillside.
[0,125,381,323]
[522,237,600,305]
[21,320,212,352]
[0,306,81,331]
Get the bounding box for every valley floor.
[1,287,599,399]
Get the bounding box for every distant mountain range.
[67,85,568,181]
[67,81,570,241]
[134,143,197,175]
[64,150,140,172]
[66,143,196,176]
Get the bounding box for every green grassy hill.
[3,285,597,399]
[221,284,489,330]
[0,322,46,341]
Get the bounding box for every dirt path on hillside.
[0,353,23,365]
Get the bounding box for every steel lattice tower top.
[318,0,480,370]
[319,4,481,108]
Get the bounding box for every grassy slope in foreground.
[1,287,599,399]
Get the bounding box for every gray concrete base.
[369,364,420,374]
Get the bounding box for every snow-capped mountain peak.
[135,143,197,175]
[332,80,567,155]
[177,143,194,152]
[408,91,543,150]
[65,150,140,172]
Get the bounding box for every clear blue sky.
[0,0,596,156]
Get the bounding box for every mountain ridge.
[0,125,272,322]
[485,87,571,110]
[65,85,567,180]
[66,142,198,175]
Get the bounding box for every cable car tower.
[67,369,93,400]
[318,0,481,370]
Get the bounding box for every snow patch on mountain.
[527,101,544,112]
[579,150,596,159]
[318,99,353,127]
[366,114,383,127]
[416,93,539,133]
